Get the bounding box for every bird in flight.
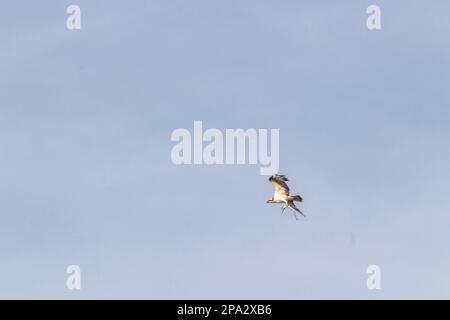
[266,174,305,220]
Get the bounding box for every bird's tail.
[288,202,306,218]
[289,195,303,202]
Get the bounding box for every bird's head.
[266,197,274,203]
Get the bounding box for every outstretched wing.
[269,174,290,196]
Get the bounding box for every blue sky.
[1,1,450,299]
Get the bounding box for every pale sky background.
[1,1,450,299]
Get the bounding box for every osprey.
[266,174,305,220]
